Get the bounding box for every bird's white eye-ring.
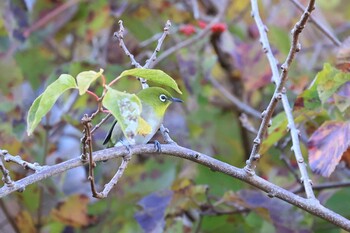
[159,94,167,102]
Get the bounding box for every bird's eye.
[159,94,167,102]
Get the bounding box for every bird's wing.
[103,120,119,146]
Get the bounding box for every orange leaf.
[308,121,350,177]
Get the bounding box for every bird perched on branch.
[103,87,183,150]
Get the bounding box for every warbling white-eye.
[103,87,183,149]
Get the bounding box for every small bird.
[103,87,183,149]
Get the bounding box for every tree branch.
[246,0,316,199]
[0,145,349,230]
[287,0,341,46]
[293,180,350,194]
[206,75,261,119]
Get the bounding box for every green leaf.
[102,87,143,144]
[27,74,77,135]
[76,69,104,95]
[260,110,327,154]
[316,63,350,104]
[118,68,182,94]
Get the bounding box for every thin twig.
[143,20,172,69]
[0,144,349,230]
[113,20,142,68]
[81,114,101,198]
[149,15,222,68]
[292,180,350,194]
[91,113,112,134]
[246,0,316,199]
[1,150,45,172]
[23,0,82,38]
[206,76,261,119]
[239,114,258,134]
[280,152,300,182]
[0,151,14,187]
[159,125,176,144]
[287,0,341,46]
[98,156,131,198]
[139,32,164,48]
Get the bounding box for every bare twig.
[149,15,222,68]
[280,152,300,182]
[91,113,112,134]
[1,150,45,172]
[139,32,164,48]
[81,115,101,198]
[143,20,172,69]
[159,125,177,145]
[113,20,142,68]
[287,0,341,46]
[239,114,258,134]
[23,0,81,38]
[0,151,14,187]
[293,180,350,194]
[0,144,349,230]
[206,76,261,119]
[246,0,316,199]
[97,155,131,198]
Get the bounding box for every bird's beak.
[169,97,183,103]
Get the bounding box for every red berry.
[198,20,207,29]
[211,23,227,34]
[179,24,196,36]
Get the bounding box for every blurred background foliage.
[0,0,350,232]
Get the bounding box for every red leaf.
[308,121,350,177]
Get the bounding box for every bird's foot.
[118,140,132,156]
[149,140,162,152]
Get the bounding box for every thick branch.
[0,145,349,230]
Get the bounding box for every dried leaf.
[51,194,96,228]
[308,121,350,177]
[16,211,36,233]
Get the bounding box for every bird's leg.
[118,140,132,156]
[149,140,162,152]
